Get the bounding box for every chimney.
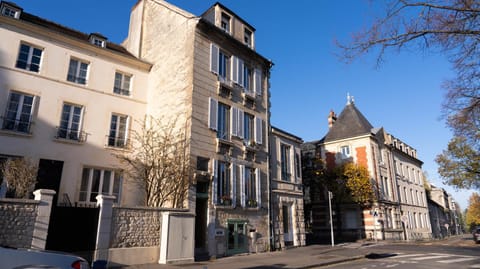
[328,110,337,129]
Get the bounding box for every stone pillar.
[32,189,56,250]
[94,195,116,268]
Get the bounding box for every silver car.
[0,246,90,269]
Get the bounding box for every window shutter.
[210,43,219,74]
[254,68,262,95]
[255,168,261,206]
[208,97,218,130]
[231,106,238,137]
[238,58,244,87]
[231,164,237,208]
[212,159,218,204]
[239,165,245,207]
[231,56,238,83]
[238,109,244,139]
[254,117,263,145]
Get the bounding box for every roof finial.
[347,92,354,105]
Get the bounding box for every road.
[329,234,480,269]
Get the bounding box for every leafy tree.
[342,162,375,207]
[115,115,192,208]
[0,158,38,198]
[338,0,480,189]
[436,136,480,189]
[465,192,480,230]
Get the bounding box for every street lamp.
[328,191,334,246]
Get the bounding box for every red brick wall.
[356,146,367,168]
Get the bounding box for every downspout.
[266,62,274,251]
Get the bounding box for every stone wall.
[0,198,39,248]
[109,206,163,248]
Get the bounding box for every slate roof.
[323,102,374,142]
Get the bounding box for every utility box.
[159,211,195,264]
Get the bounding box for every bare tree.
[115,115,192,208]
[338,0,480,189]
[0,158,38,199]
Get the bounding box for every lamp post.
[328,191,334,247]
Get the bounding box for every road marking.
[412,255,452,260]
[469,264,480,268]
[389,253,425,258]
[438,257,478,263]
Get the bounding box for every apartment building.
[270,126,306,249]
[0,1,151,206]
[0,0,273,260]
[303,96,431,242]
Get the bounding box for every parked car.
[0,246,90,269]
[474,227,480,244]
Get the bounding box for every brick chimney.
[328,110,336,129]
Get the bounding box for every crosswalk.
[386,252,480,268]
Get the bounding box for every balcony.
[105,135,130,149]
[55,127,88,143]
[0,116,33,135]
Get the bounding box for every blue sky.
[12,0,475,210]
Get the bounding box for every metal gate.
[46,205,100,261]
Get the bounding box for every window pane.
[102,170,111,194]
[79,168,90,201]
[89,169,101,202]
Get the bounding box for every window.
[67,58,89,85]
[108,114,129,148]
[114,72,132,96]
[295,153,301,178]
[244,28,252,47]
[340,145,350,158]
[2,91,34,133]
[213,160,232,205]
[217,102,230,140]
[79,167,122,203]
[196,156,209,171]
[57,103,83,141]
[243,65,253,93]
[221,13,231,33]
[210,44,232,82]
[15,43,42,72]
[281,144,291,181]
[240,166,260,208]
[243,112,254,146]
[219,51,231,81]
[1,3,20,19]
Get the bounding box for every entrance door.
[227,220,247,255]
[283,204,294,246]
[35,159,64,205]
[195,181,209,260]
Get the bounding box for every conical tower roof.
[324,101,373,143]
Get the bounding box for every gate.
[46,205,100,261]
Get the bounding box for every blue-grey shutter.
[212,159,218,204]
[254,117,263,145]
[231,106,238,137]
[255,168,261,207]
[231,164,237,208]
[238,58,244,87]
[238,109,244,139]
[231,56,238,83]
[210,43,219,74]
[254,68,262,95]
[239,165,245,207]
[208,97,218,130]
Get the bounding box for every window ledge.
[53,137,85,145]
[0,129,33,138]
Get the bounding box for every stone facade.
[0,198,38,248]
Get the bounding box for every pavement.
[112,241,379,269]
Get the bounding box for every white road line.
[438,257,478,263]
[469,264,480,268]
[412,255,453,261]
[389,253,425,258]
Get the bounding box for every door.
[227,220,247,255]
[283,204,294,245]
[35,159,64,205]
[195,181,209,260]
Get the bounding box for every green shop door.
[227,220,248,255]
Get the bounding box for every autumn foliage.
[466,192,480,230]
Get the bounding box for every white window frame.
[280,143,292,181]
[212,160,235,206]
[15,43,43,72]
[220,12,231,33]
[58,103,83,141]
[67,58,89,85]
[340,145,351,159]
[2,91,35,133]
[239,165,260,208]
[1,3,20,19]
[108,114,129,148]
[79,167,122,203]
[114,71,132,96]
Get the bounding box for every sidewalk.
[113,243,374,269]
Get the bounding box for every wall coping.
[112,205,189,213]
[0,198,40,205]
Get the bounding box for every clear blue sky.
[12,0,474,210]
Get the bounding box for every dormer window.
[244,28,252,47]
[221,13,231,33]
[88,33,107,48]
[1,1,21,19]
